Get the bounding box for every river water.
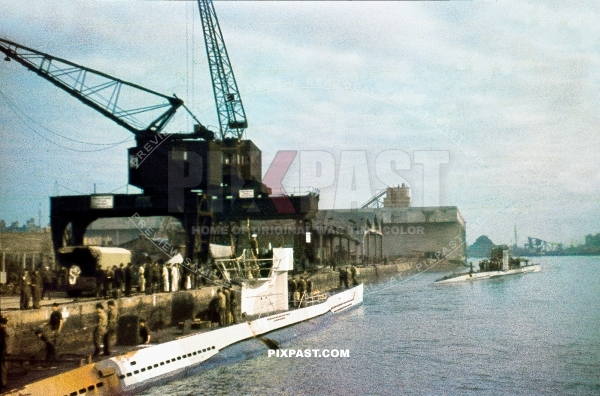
[140,256,600,395]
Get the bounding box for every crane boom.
[0,37,183,138]
[197,0,248,141]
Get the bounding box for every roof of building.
[87,216,173,230]
[317,206,464,226]
[0,231,51,252]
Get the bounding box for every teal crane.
[197,0,248,141]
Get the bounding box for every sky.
[0,0,599,246]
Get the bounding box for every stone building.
[383,184,411,208]
[234,204,466,266]
[314,206,466,265]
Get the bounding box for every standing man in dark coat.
[288,278,297,302]
[208,294,220,324]
[344,267,351,289]
[151,262,161,294]
[350,265,359,286]
[20,269,32,310]
[229,289,239,324]
[298,277,307,300]
[48,302,64,350]
[0,316,12,391]
[139,319,151,344]
[59,267,69,292]
[104,265,114,298]
[114,264,125,294]
[31,269,43,309]
[124,263,133,297]
[338,268,346,289]
[222,288,231,325]
[41,266,53,300]
[103,300,118,356]
[95,264,106,298]
[217,289,227,326]
[145,262,154,294]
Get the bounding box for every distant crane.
[527,237,560,253]
[360,190,387,209]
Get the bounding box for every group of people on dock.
[288,276,313,307]
[339,265,360,289]
[12,259,206,311]
[209,287,239,327]
[92,300,151,358]
[95,260,193,299]
[17,266,53,310]
[0,303,61,391]
[0,298,155,392]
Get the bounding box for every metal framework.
[197,0,248,141]
[0,38,182,138]
[360,190,387,209]
[527,237,560,252]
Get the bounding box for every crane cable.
[186,1,196,132]
[0,89,134,152]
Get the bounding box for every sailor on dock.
[298,277,307,299]
[339,267,350,289]
[93,303,108,357]
[34,329,56,361]
[48,302,63,349]
[250,234,259,259]
[223,288,231,325]
[217,289,227,326]
[0,316,12,391]
[104,300,118,356]
[151,262,161,294]
[31,269,43,309]
[95,264,106,298]
[351,265,359,286]
[162,263,170,292]
[114,264,125,293]
[124,263,133,297]
[104,265,114,297]
[138,264,146,293]
[19,269,32,310]
[230,289,239,324]
[288,277,297,301]
[41,266,53,300]
[171,264,180,292]
[139,319,151,344]
[338,268,345,289]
